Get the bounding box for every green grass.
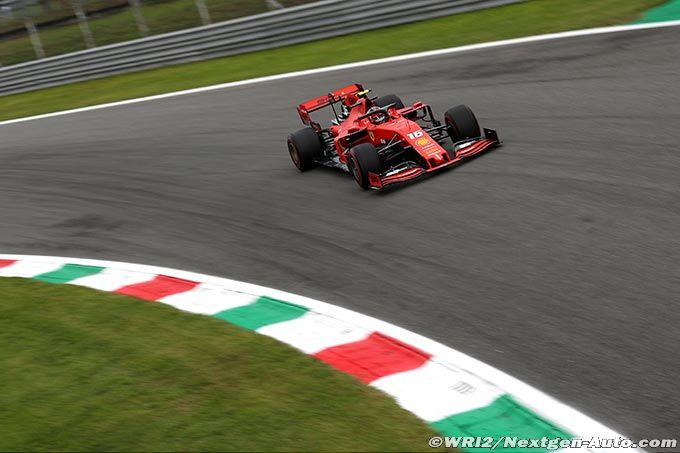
[0,0,666,122]
[0,278,441,452]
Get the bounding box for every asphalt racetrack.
[1,26,679,439]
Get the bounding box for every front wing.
[367,128,501,190]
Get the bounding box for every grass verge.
[0,278,440,452]
[0,0,667,122]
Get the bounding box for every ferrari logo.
[369,131,375,141]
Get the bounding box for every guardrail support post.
[195,0,211,25]
[265,0,285,10]
[23,17,45,59]
[128,0,149,36]
[71,0,96,49]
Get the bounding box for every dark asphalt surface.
[1,26,679,439]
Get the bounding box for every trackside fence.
[0,0,526,95]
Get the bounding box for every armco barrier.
[0,0,525,95]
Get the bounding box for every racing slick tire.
[287,127,322,171]
[348,143,381,190]
[445,105,481,142]
[375,94,405,110]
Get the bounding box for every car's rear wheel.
[375,94,405,110]
[347,143,381,190]
[445,105,481,142]
[287,127,322,171]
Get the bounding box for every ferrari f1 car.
[286,83,501,190]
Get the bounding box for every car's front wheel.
[287,127,322,171]
[347,143,382,190]
[444,104,481,142]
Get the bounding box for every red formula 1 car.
[286,83,501,190]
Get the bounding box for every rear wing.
[297,83,365,127]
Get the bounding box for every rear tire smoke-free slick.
[288,127,322,171]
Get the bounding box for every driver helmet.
[366,106,388,124]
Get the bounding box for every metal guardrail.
[0,0,525,95]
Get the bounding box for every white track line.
[1,20,679,127]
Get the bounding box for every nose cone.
[411,136,449,168]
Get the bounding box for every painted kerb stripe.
[0,255,639,452]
